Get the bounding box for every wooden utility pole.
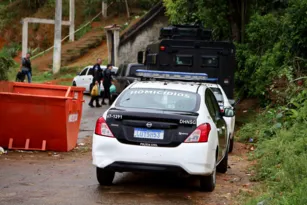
[53,0,62,74]
[102,0,108,18]
[22,20,29,57]
[69,0,75,41]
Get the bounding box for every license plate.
[134,128,164,140]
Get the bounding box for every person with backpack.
[89,58,103,108]
[20,53,32,83]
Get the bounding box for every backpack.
[16,71,25,82]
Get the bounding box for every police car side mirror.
[137,51,144,64]
[224,108,235,117]
[229,98,240,107]
[229,99,235,107]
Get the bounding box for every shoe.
[101,102,107,105]
[88,103,94,108]
[96,104,102,108]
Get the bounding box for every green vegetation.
[0,55,15,81]
[31,66,81,83]
[163,0,307,204]
[238,85,307,205]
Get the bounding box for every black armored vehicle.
[137,25,236,100]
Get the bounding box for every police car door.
[205,89,227,162]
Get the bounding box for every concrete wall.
[118,15,168,65]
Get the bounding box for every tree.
[163,0,286,42]
[124,0,130,18]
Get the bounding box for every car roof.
[130,81,202,93]
[86,65,118,69]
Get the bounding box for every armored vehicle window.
[202,56,218,67]
[175,55,193,66]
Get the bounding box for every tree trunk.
[228,0,241,41]
[125,0,130,19]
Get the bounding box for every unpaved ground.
[0,96,256,205]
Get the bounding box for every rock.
[230,177,241,183]
[0,147,7,155]
[257,200,266,205]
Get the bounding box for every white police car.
[205,83,236,153]
[92,70,235,192]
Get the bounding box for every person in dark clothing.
[102,64,113,105]
[89,58,103,108]
[20,53,32,83]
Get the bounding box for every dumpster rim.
[12,82,85,92]
[0,92,79,100]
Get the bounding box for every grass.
[31,66,82,83]
[237,87,307,205]
[7,64,82,85]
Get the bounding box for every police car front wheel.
[96,167,115,186]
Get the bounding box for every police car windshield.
[116,88,200,112]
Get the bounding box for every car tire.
[72,81,76,86]
[217,147,228,173]
[229,136,234,153]
[199,159,216,192]
[96,167,115,186]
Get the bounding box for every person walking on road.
[20,53,32,83]
[102,64,113,105]
[89,58,103,108]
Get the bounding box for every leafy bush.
[0,55,15,81]
[236,0,307,100]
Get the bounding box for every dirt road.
[0,96,255,205]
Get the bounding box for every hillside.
[0,0,159,84]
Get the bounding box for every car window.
[121,64,128,76]
[117,65,124,77]
[116,88,200,112]
[129,65,145,77]
[208,90,221,116]
[210,87,224,102]
[205,89,216,118]
[80,68,88,76]
[87,67,94,75]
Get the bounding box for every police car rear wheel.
[217,147,228,173]
[199,159,216,192]
[229,136,234,153]
[96,167,115,186]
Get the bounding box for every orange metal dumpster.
[0,82,85,152]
